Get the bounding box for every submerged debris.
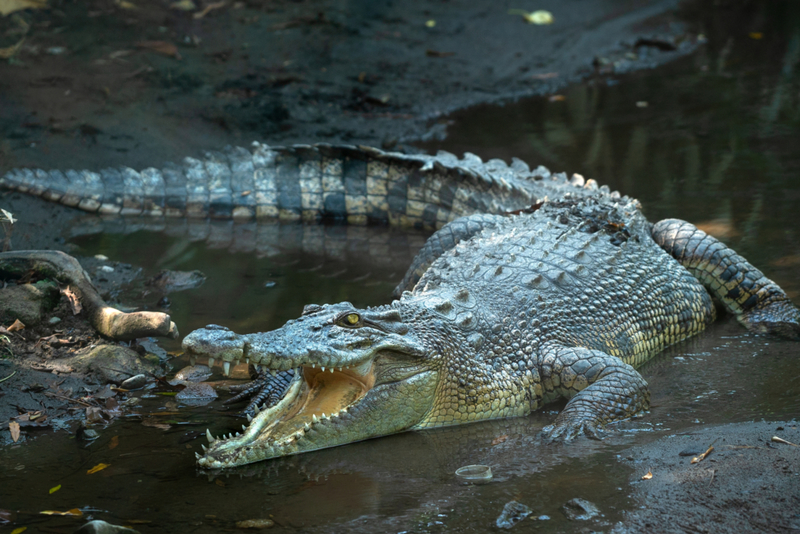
[562,498,600,521]
[495,501,532,529]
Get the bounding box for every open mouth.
[198,359,376,467]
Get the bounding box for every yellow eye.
[346,313,360,325]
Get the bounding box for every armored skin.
[4,144,798,468]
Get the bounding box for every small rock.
[176,382,217,406]
[74,519,140,533]
[63,345,160,385]
[0,280,60,326]
[77,425,100,441]
[263,281,277,288]
[235,518,274,529]
[171,364,213,384]
[99,265,115,273]
[94,254,109,261]
[121,374,148,390]
[562,498,601,521]
[537,515,550,520]
[48,316,62,324]
[496,501,532,529]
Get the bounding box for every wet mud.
[1,0,799,533]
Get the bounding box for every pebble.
[48,317,62,324]
[121,374,148,390]
[235,518,274,529]
[100,265,115,273]
[94,254,109,261]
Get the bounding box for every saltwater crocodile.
[4,144,799,468]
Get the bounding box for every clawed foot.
[224,368,295,417]
[541,419,604,442]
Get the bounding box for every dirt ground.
[1,0,797,532]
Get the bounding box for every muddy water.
[4,11,800,534]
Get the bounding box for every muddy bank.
[617,421,800,533]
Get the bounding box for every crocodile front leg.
[538,344,650,440]
[224,368,296,417]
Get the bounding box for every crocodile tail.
[1,144,622,229]
[652,218,800,339]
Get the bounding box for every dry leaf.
[0,209,15,224]
[641,470,653,480]
[193,0,226,19]
[87,463,110,474]
[491,434,508,445]
[109,435,119,449]
[0,0,47,16]
[771,436,798,447]
[39,509,82,517]
[691,445,714,464]
[10,527,27,534]
[49,484,61,494]
[508,9,554,25]
[60,287,82,314]
[6,319,24,332]
[136,41,182,59]
[170,0,196,10]
[9,420,20,442]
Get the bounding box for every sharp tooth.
[206,429,215,443]
[321,366,325,372]
[304,422,311,430]
[245,357,250,365]
[311,363,316,368]
[341,407,348,413]
[235,432,240,437]
[329,368,334,373]
[247,414,253,422]
[312,414,318,423]
[201,444,207,451]
[223,361,231,376]
[254,404,261,413]
[208,357,215,368]
[195,452,201,459]
[321,412,327,419]
[189,356,197,366]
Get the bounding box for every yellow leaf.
[0,0,47,17]
[7,319,25,332]
[9,420,20,442]
[508,9,554,25]
[11,527,26,534]
[749,32,763,39]
[109,435,119,450]
[641,470,653,480]
[49,484,61,494]
[87,463,110,474]
[39,509,82,516]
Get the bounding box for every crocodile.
[4,144,799,468]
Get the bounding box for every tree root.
[0,250,178,341]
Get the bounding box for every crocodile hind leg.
[539,344,650,440]
[652,219,800,339]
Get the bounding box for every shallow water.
[3,4,800,533]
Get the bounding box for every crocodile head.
[182,302,438,468]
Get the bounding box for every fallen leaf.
[60,287,82,315]
[641,470,653,480]
[425,49,455,57]
[691,445,715,464]
[215,479,225,487]
[508,9,554,25]
[771,436,798,447]
[136,41,182,59]
[40,509,82,517]
[114,0,137,9]
[0,0,46,16]
[9,420,20,442]
[7,319,25,332]
[87,463,110,474]
[170,0,195,10]
[548,94,566,102]
[109,435,119,449]
[10,527,26,534]
[193,0,225,19]
[0,209,15,224]
[749,32,763,39]
[49,484,61,494]
[491,434,508,445]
